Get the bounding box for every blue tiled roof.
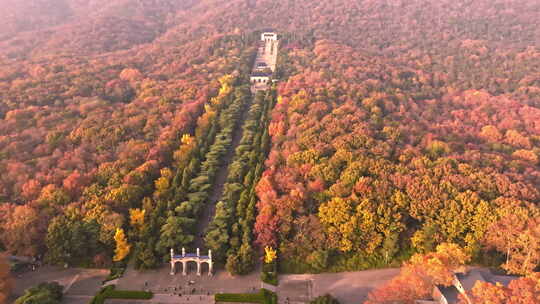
[172,253,211,259]
[173,254,198,258]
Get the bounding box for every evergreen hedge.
[88,285,153,304]
[215,289,276,304]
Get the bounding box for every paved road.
[278,268,400,304]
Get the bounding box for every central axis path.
[192,95,253,250]
[193,30,279,251]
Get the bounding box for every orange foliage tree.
[366,243,470,304]
[461,273,540,304]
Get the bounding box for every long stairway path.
[192,95,253,251]
[194,35,277,251]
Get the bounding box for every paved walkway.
[117,265,262,296]
[63,274,80,293]
[251,38,278,93]
[105,294,215,304]
[278,268,400,304]
[62,295,94,304]
[10,266,108,304]
[261,282,277,292]
[116,264,399,304]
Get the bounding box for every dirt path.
[192,95,253,251]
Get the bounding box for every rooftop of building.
[172,253,211,259]
[437,268,519,304]
[437,285,459,304]
[456,269,486,292]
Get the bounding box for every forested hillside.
[0,0,198,57]
[0,0,539,279]
[256,39,540,273]
[0,0,259,265]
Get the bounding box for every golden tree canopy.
[113,228,130,262]
[264,246,277,264]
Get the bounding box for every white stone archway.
[170,248,213,276]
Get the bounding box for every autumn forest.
[1,0,540,303]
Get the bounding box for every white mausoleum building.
[261,31,278,42]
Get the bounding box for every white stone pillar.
[196,248,200,257]
[170,248,175,275]
[208,250,213,276]
[197,261,201,276]
[182,261,187,276]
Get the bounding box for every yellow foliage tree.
[174,134,197,167]
[181,134,193,146]
[113,228,130,262]
[264,246,277,264]
[129,208,145,231]
[218,74,233,96]
[204,103,214,114]
[318,197,357,252]
[479,125,503,142]
[154,168,173,200]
